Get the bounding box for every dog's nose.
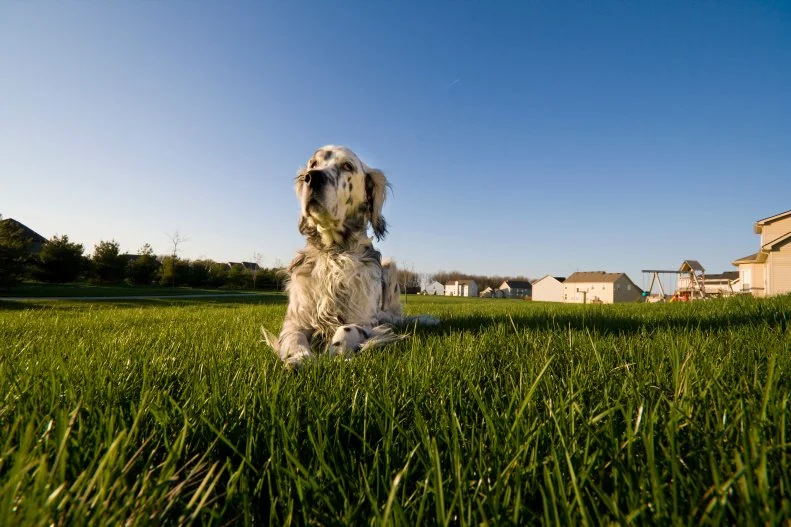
[304,170,327,190]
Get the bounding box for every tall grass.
[1,294,789,524]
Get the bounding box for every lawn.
[0,282,267,298]
[1,294,789,524]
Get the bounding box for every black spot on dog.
[324,150,333,160]
[344,326,351,332]
[348,182,353,191]
[346,197,353,205]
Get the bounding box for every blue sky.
[2,1,790,286]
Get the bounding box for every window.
[627,285,632,291]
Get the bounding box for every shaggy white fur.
[262,145,438,368]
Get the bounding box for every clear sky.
[2,1,790,287]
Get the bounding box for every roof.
[533,275,566,284]
[754,209,791,233]
[565,271,627,284]
[501,280,532,289]
[679,260,705,272]
[763,231,791,250]
[732,251,768,266]
[705,271,739,281]
[1,218,47,244]
[445,279,476,286]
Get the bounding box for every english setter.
[263,145,437,368]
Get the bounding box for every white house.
[423,280,445,296]
[531,275,566,302]
[445,279,478,297]
[498,280,532,298]
[563,272,643,304]
[732,209,791,297]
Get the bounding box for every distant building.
[445,279,478,297]
[498,279,532,298]
[732,209,791,297]
[0,218,47,254]
[531,275,566,302]
[227,261,261,271]
[563,272,642,304]
[703,271,740,296]
[424,280,445,296]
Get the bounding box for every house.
[732,209,791,297]
[563,272,643,304]
[498,279,532,298]
[531,275,566,302]
[445,279,478,297]
[479,286,506,298]
[703,271,740,296]
[0,217,47,254]
[227,261,261,272]
[423,280,445,296]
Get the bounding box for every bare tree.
[166,230,190,259]
[274,257,284,291]
[252,252,263,289]
[164,231,189,288]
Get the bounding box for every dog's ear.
[365,168,389,240]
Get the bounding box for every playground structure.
[641,260,708,302]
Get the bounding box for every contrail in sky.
[445,78,460,89]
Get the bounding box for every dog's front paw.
[283,346,314,370]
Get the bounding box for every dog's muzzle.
[304,170,328,193]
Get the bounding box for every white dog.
[263,145,437,368]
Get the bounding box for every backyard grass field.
[1,294,790,525]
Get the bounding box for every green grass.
[1,294,789,524]
[0,282,266,298]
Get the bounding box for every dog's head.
[295,145,389,247]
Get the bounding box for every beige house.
[732,209,791,297]
[531,275,566,302]
[563,272,643,304]
[703,271,740,296]
[445,279,479,297]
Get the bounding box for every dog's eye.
[341,162,354,172]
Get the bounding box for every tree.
[207,262,229,288]
[166,230,189,259]
[127,244,160,286]
[251,252,263,289]
[92,240,127,284]
[0,219,30,289]
[159,256,190,287]
[33,235,86,283]
[227,264,251,289]
[188,260,212,288]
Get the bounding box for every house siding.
[759,216,791,247]
[737,263,766,297]
[768,241,791,295]
[532,277,564,302]
[424,281,444,295]
[564,282,614,304]
[613,276,643,303]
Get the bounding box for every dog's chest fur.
[287,246,383,338]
